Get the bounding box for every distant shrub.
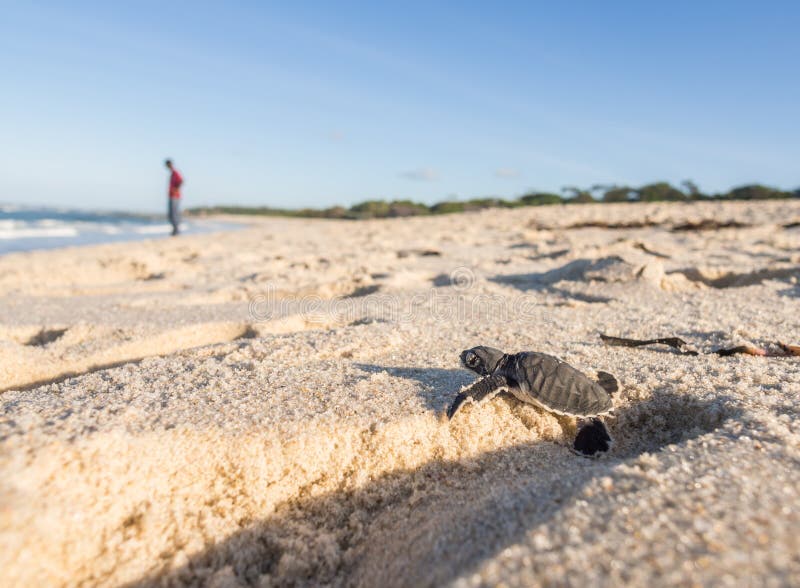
[322,206,349,219]
[601,186,635,202]
[463,197,512,210]
[349,200,391,218]
[681,180,705,199]
[635,182,687,202]
[723,184,792,200]
[430,201,466,214]
[562,186,595,203]
[519,192,564,206]
[387,200,430,217]
[566,192,596,204]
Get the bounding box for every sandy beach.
[1,200,799,587]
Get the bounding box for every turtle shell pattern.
[502,352,613,417]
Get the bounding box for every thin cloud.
[399,167,439,181]
[328,130,345,142]
[494,167,520,178]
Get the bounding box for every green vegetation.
[519,192,563,206]
[599,185,634,203]
[189,182,798,219]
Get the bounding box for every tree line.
[189,182,799,220]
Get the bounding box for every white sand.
[1,200,799,587]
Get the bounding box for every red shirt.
[169,169,183,199]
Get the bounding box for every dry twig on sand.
[600,334,800,357]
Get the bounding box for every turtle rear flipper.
[573,418,612,457]
[596,371,618,395]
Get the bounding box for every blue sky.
[1,1,798,212]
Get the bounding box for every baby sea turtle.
[447,346,618,456]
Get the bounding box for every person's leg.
[174,198,181,235]
[168,199,180,235]
[168,198,174,231]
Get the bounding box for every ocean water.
[0,205,239,255]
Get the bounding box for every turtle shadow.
[609,388,740,457]
[353,363,474,412]
[125,393,742,587]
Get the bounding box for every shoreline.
[0,215,246,257]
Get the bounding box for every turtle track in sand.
[121,390,734,587]
[1,332,740,587]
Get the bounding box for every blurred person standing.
[165,159,184,236]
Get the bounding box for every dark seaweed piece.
[602,334,800,358]
[632,242,671,259]
[778,342,800,356]
[600,334,699,355]
[671,220,750,232]
[714,345,766,357]
[565,220,660,230]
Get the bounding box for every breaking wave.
[0,205,238,254]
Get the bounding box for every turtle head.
[460,346,505,376]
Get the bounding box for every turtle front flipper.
[573,418,612,457]
[446,374,508,419]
